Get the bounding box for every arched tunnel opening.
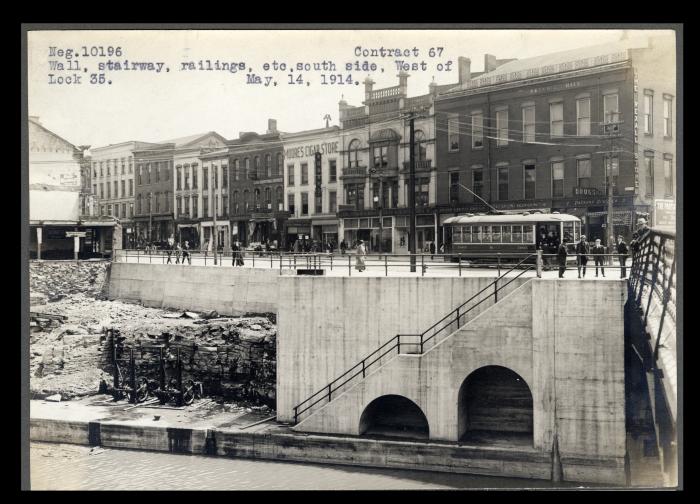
[359,394,429,440]
[458,366,534,447]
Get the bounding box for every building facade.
[282,126,340,248]
[434,34,676,247]
[225,120,287,249]
[90,141,159,248]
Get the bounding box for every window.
[192,165,198,189]
[121,159,125,174]
[155,192,161,212]
[184,196,190,216]
[203,196,209,217]
[128,158,133,173]
[107,162,110,176]
[233,159,240,181]
[577,158,591,188]
[498,166,509,200]
[136,166,142,185]
[192,196,198,218]
[121,180,125,198]
[276,153,283,177]
[329,191,337,213]
[243,190,249,211]
[100,183,104,198]
[645,155,654,197]
[107,204,112,216]
[288,194,295,214]
[107,182,111,198]
[329,159,337,182]
[100,162,103,177]
[301,192,309,215]
[415,177,429,206]
[550,102,564,137]
[177,196,182,215]
[450,172,460,204]
[113,181,118,198]
[137,195,141,214]
[414,130,427,160]
[496,109,508,146]
[92,163,97,178]
[203,167,208,190]
[165,192,170,212]
[345,183,364,210]
[348,139,361,167]
[664,156,674,196]
[373,145,388,168]
[114,204,119,218]
[253,189,260,209]
[472,112,484,148]
[222,165,228,189]
[155,162,160,183]
[577,98,591,136]
[552,161,564,198]
[146,165,151,184]
[663,97,673,137]
[301,163,308,185]
[448,113,459,151]
[92,184,97,195]
[176,166,182,190]
[184,166,190,190]
[605,156,619,195]
[165,161,169,181]
[390,179,398,208]
[213,165,218,189]
[524,164,536,199]
[276,187,284,210]
[522,105,536,143]
[222,195,228,216]
[604,93,620,123]
[129,203,133,217]
[644,91,653,135]
[315,194,322,214]
[287,164,295,186]
[265,187,272,205]
[472,169,483,200]
[254,156,261,179]
[265,154,271,177]
[244,158,250,179]
[232,191,239,214]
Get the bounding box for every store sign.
[572,187,600,197]
[284,141,339,160]
[65,231,86,238]
[654,199,676,230]
[59,173,79,186]
[633,68,639,144]
[315,152,322,197]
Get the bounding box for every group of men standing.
[165,236,191,265]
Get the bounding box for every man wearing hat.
[592,238,606,277]
[355,239,367,272]
[575,234,590,278]
[616,235,629,279]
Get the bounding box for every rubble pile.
[30,261,111,302]
[29,294,276,405]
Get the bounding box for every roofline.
[90,140,161,152]
[29,118,78,152]
[280,126,340,140]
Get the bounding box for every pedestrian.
[617,235,629,279]
[175,242,182,264]
[236,242,245,266]
[231,241,239,266]
[429,241,436,260]
[293,239,300,254]
[557,237,569,278]
[592,238,605,277]
[355,239,367,272]
[182,240,191,265]
[166,243,173,264]
[575,235,590,278]
[340,239,347,255]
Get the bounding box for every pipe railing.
[292,255,536,424]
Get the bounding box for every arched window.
[233,159,240,181]
[254,188,261,208]
[348,139,361,168]
[276,153,283,177]
[243,189,250,211]
[414,130,427,161]
[265,187,271,204]
[244,158,250,180]
[255,156,262,179]
[265,154,272,178]
[276,186,283,208]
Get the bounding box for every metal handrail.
[292,254,536,423]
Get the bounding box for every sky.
[28,28,658,151]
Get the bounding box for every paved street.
[30,442,581,490]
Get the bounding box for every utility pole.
[603,119,623,249]
[148,192,153,243]
[369,168,384,253]
[212,165,218,265]
[408,113,417,273]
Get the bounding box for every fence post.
[328,384,332,402]
[204,253,207,266]
[421,254,425,276]
[330,254,333,271]
[348,255,351,276]
[456,307,460,327]
[279,253,283,275]
[397,335,400,354]
[252,253,255,268]
[294,407,298,425]
[497,254,501,277]
[385,254,388,276]
[536,249,543,278]
[458,254,462,277]
[362,360,366,378]
[494,279,498,303]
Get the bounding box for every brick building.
[434,33,676,246]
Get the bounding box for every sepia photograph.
[21,24,681,491]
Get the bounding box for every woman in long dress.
[355,239,367,272]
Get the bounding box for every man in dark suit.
[617,235,629,279]
[557,238,569,278]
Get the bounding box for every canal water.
[30,442,588,490]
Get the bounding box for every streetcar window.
[452,226,461,243]
[463,226,472,243]
[524,225,534,243]
[512,225,522,243]
[473,225,482,243]
[492,225,501,243]
[444,226,453,245]
[483,225,492,243]
[502,225,512,243]
[563,222,574,243]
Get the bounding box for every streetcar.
[442,211,582,263]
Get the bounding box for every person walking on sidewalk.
[340,239,347,255]
[575,235,590,278]
[592,238,606,277]
[557,238,569,278]
[355,239,367,272]
[175,243,182,264]
[617,235,629,279]
[182,240,191,265]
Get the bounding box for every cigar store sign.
[284,141,339,160]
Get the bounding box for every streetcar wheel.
[183,380,196,405]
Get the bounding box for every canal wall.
[108,263,285,315]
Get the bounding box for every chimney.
[364,76,375,100]
[397,71,409,94]
[484,54,498,73]
[458,57,471,84]
[267,119,278,134]
[429,78,438,97]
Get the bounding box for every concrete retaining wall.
[108,263,283,315]
[276,276,530,423]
